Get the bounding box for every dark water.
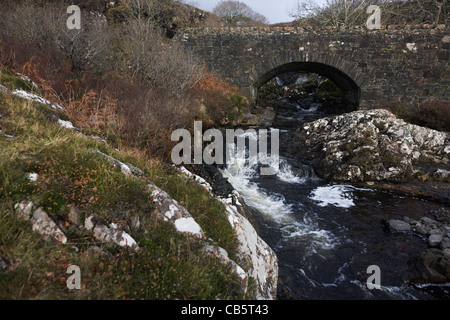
[220,102,450,300]
[253,172,449,300]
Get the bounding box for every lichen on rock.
[290,109,450,182]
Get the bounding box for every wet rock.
[190,164,234,197]
[428,234,444,247]
[428,227,445,236]
[403,216,412,224]
[440,237,450,249]
[413,223,428,236]
[387,219,412,232]
[421,217,439,226]
[409,248,450,284]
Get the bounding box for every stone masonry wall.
[176,25,449,109]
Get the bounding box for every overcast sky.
[191,0,301,24]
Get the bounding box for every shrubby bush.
[291,0,448,27]
[0,0,244,159]
[379,100,450,133]
[118,19,204,95]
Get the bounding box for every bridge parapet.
[178,24,447,35]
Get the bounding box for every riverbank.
[0,71,263,299]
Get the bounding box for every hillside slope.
[0,68,277,299]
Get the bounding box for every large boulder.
[289,109,450,182]
[409,248,450,284]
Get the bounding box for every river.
[219,100,450,300]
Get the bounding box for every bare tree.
[380,0,447,25]
[213,0,269,26]
[119,19,204,95]
[119,0,199,37]
[290,0,448,26]
[54,15,113,72]
[0,2,113,73]
[291,0,378,26]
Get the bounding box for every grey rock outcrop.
[15,200,138,250]
[218,192,278,300]
[31,208,68,244]
[84,215,138,250]
[290,109,450,182]
[148,183,205,239]
[15,201,67,244]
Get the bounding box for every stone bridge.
[176,25,449,110]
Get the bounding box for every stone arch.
[249,53,365,111]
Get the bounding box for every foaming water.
[277,159,305,184]
[309,185,374,208]
[220,131,338,251]
[217,129,449,300]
